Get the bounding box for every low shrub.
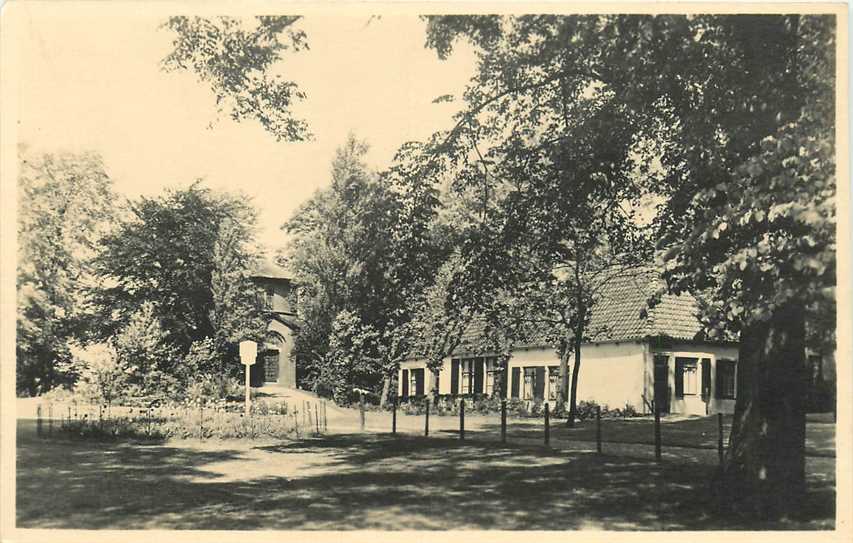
[52,403,300,441]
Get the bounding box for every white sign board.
[239,340,257,366]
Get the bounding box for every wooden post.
[245,364,251,416]
[425,398,430,437]
[48,404,53,436]
[147,407,152,437]
[359,392,365,432]
[459,399,465,441]
[717,412,724,466]
[36,404,43,437]
[544,402,550,446]
[654,402,662,461]
[392,397,397,436]
[315,403,320,435]
[501,399,507,444]
[596,405,602,454]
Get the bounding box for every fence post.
[323,401,328,433]
[459,399,465,441]
[392,397,397,436]
[315,403,320,435]
[717,412,724,466]
[425,398,430,437]
[37,404,43,437]
[501,400,507,444]
[596,405,602,454]
[544,402,550,446]
[359,392,366,432]
[654,402,662,461]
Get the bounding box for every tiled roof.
[453,267,714,353]
[588,269,704,342]
[250,259,291,280]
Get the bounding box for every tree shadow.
[17,425,835,530]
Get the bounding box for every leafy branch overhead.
[161,16,311,141]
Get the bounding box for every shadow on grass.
[17,422,835,531]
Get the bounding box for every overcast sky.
[15,7,476,253]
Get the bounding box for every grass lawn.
[16,419,835,530]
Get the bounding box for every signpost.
[240,340,257,415]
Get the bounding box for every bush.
[575,400,601,421]
[61,343,130,406]
[54,404,299,441]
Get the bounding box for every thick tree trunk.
[379,374,391,408]
[432,368,441,399]
[558,346,570,413]
[717,301,807,518]
[567,333,583,428]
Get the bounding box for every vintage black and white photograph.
[1,2,848,537]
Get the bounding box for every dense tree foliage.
[93,183,268,379]
[424,14,836,515]
[16,148,116,395]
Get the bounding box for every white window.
[676,357,698,396]
[461,360,472,394]
[548,366,560,401]
[523,367,536,400]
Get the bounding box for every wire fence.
[340,398,836,467]
[33,398,331,441]
[29,396,835,469]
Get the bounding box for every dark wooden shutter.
[402,369,409,399]
[474,358,485,394]
[501,363,509,397]
[414,369,424,396]
[534,366,546,400]
[511,367,520,398]
[674,361,684,398]
[451,359,459,395]
[701,358,711,400]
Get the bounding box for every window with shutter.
[451,359,460,395]
[474,358,485,394]
[413,368,424,396]
[534,367,546,400]
[511,367,521,398]
[701,358,711,400]
[675,357,698,396]
[715,360,736,399]
[402,369,409,399]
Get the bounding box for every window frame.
[523,367,536,400]
[675,357,699,397]
[716,359,737,400]
[547,366,560,401]
[461,360,472,395]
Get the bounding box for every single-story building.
[248,260,299,388]
[399,269,740,416]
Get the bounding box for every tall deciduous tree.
[16,148,116,395]
[93,182,267,374]
[283,135,405,398]
[424,14,836,515]
[423,16,650,424]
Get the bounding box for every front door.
[654,355,670,414]
[264,350,280,383]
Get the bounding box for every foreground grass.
[17,420,834,530]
